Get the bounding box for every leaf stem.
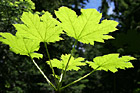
[57,40,78,90]
[60,68,97,90]
[44,42,57,84]
[30,56,57,91]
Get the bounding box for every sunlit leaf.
[0,32,42,59]
[87,54,135,73]
[14,11,63,43]
[46,54,86,71]
[55,7,118,45]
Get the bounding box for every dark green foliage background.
[0,0,140,93]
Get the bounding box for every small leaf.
[0,32,42,59]
[14,11,63,43]
[55,7,118,45]
[86,54,135,73]
[25,0,35,9]
[46,54,86,71]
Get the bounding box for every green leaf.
[25,0,35,9]
[55,7,118,45]
[14,11,63,43]
[0,32,42,59]
[46,54,86,71]
[0,37,3,40]
[86,54,135,73]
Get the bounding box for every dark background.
[0,0,140,93]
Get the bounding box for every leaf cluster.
[0,6,136,91]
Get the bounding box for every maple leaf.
[46,54,86,71]
[86,54,135,73]
[14,11,63,43]
[0,32,42,59]
[55,7,118,45]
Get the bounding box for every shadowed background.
[0,0,140,93]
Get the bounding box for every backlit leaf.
[55,7,118,45]
[86,54,135,73]
[0,32,42,59]
[14,11,63,43]
[46,54,86,71]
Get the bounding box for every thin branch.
[30,56,57,91]
[57,40,78,90]
[44,42,57,85]
[60,68,97,90]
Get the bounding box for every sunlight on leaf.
[14,11,63,43]
[0,32,42,59]
[86,54,135,73]
[55,7,118,45]
[46,54,86,71]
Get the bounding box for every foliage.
[0,0,35,32]
[0,0,41,92]
[55,7,118,45]
[87,54,134,73]
[32,0,89,12]
[0,33,42,59]
[0,0,91,92]
[14,11,63,43]
[133,88,140,93]
[0,6,135,92]
[47,54,86,71]
[100,0,140,54]
[93,0,140,92]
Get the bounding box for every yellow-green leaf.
[86,54,135,73]
[46,54,86,71]
[0,33,42,59]
[14,11,63,43]
[55,7,118,45]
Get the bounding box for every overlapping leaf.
[55,7,118,45]
[0,32,42,59]
[86,54,135,73]
[46,54,86,71]
[14,11,63,43]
